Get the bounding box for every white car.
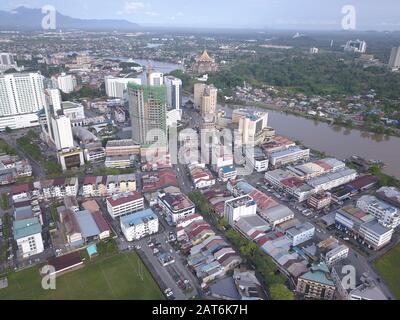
[166,291,174,297]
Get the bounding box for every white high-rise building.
[51,115,74,151]
[45,88,62,114]
[388,46,400,70]
[164,76,182,110]
[0,73,45,131]
[104,76,142,98]
[224,195,257,225]
[0,53,18,71]
[344,40,367,53]
[54,73,76,94]
[147,71,164,86]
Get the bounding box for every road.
[0,129,47,179]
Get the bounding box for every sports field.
[374,244,400,299]
[0,252,164,300]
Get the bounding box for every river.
[220,105,400,178]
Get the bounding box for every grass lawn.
[374,244,400,299]
[0,252,164,300]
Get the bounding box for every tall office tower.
[0,73,45,116]
[193,83,206,110]
[51,115,74,151]
[344,40,367,53]
[147,70,164,86]
[104,76,142,98]
[54,73,76,94]
[42,89,62,142]
[164,76,182,110]
[388,46,400,70]
[128,83,167,145]
[0,53,18,71]
[194,83,218,123]
[45,88,62,114]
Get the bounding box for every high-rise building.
[128,82,167,145]
[164,76,182,110]
[344,40,367,53]
[194,83,218,123]
[104,76,142,98]
[53,73,76,94]
[147,71,164,86]
[44,88,62,114]
[0,73,45,131]
[0,73,45,116]
[388,46,400,70]
[51,115,75,151]
[0,53,18,71]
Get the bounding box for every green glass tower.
[128,82,167,145]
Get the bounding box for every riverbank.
[227,100,400,138]
[217,102,400,179]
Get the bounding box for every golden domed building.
[192,50,218,74]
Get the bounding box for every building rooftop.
[270,146,304,158]
[336,205,375,224]
[120,208,157,227]
[309,168,357,188]
[159,192,194,212]
[286,222,315,238]
[106,139,139,148]
[107,192,143,207]
[261,205,294,222]
[377,186,400,207]
[359,195,397,215]
[361,220,392,236]
[300,262,335,287]
[13,217,41,240]
[75,210,100,238]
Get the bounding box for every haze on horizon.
[1,0,400,31]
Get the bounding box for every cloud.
[145,11,160,17]
[117,1,145,15]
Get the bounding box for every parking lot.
[122,231,200,300]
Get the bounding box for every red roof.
[11,183,32,195]
[281,177,305,188]
[314,160,333,171]
[249,189,278,210]
[347,175,379,190]
[142,169,178,192]
[107,192,143,207]
[48,252,82,272]
[14,200,32,208]
[83,176,97,185]
[250,230,265,240]
[257,236,270,246]
[188,225,212,239]
[91,211,110,233]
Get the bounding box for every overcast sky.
[2,0,400,30]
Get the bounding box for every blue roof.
[75,210,100,238]
[270,146,302,158]
[221,166,235,174]
[120,208,157,227]
[87,244,98,256]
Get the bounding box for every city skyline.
[1,0,400,31]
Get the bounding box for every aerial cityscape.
[1,1,400,306]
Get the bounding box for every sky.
[1,0,400,30]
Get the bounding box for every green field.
[374,244,400,299]
[0,252,164,300]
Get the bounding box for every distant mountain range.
[0,6,139,31]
